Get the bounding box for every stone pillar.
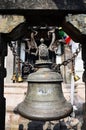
[0,33,7,130]
[5,46,13,83]
[81,40,86,129]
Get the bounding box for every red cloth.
[65,36,71,44]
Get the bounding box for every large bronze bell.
[15,43,72,121]
[15,61,72,120]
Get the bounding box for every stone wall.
[5,83,29,130]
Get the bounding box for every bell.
[74,75,80,82]
[17,73,23,82]
[11,73,17,83]
[15,60,72,120]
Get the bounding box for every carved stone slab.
[0,0,86,11]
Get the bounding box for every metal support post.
[81,42,86,129]
[0,33,7,130]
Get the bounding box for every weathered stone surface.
[66,14,86,34]
[0,15,25,33]
[0,0,85,11]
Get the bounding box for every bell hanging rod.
[28,26,59,30]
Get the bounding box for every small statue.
[39,38,49,60]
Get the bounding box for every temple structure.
[0,0,86,130]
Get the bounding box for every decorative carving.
[39,39,49,60]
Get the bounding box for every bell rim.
[15,102,73,121]
[15,108,73,121]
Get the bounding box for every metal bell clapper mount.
[14,42,73,121]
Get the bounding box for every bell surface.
[17,74,23,82]
[74,75,80,82]
[11,73,17,82]
[15,61,72,121]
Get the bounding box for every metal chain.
[51,43,81,72]
[59,43,81,67]
[9,41,81,71]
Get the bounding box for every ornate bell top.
[27,66,63,83]
[27,41,63,82]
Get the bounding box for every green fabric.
[58,30,67,38]
[58,30,64,38]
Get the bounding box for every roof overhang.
[0,1,85,43]
[0,0,86,11]
[0,1,85,26]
